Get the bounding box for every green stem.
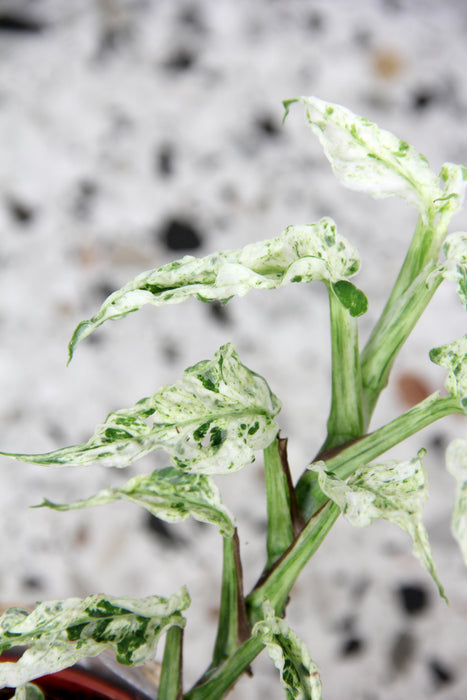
[323,288,363,451]
[296,394,462,520]
[361,263,442,425]
[263,437,297,568]
[246,501,340,625]
[159,626,184,700]
[184,637,264,700]
[185,502,340,699]
[209,531,249,672]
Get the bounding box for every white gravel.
[1,1,467,698]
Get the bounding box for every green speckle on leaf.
[210,426,227,448]
[193,421,211,441]
[332,280,368,317]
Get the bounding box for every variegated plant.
[1,96,467,699]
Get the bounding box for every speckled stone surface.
[1,1,467,698]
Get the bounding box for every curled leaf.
[68,218,363,358]
[430,335,467,410]
[438,163,467,220]
[253,601,322,700]
[446,440,467,565]
[0,588,190,690]
[2,344,280,474]
[313,452,445,599]
[284,96,442,220]
[441,232,467,307]
[39,466,235,537]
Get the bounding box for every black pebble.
[340,636,365,657]
[412,89,436,111]
[308,11,324,32]
[255,114,281,139]
[159,217,203,251]
[178,5,205,33]
[397,583,429,615]
[22,575,44,591]
[156,144,176,177]
[145,512,186,548]
[429,433,446,453]
[7,198,36,226]
[164,49,196,72]
[93,281,116,303]
[382,0,403,10]
[208,301,230,325]
[429,658,454,687]
[73,180,98,219]
[0,13,46,34]
[389,630,416,672]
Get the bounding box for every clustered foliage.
[1,97,467,699]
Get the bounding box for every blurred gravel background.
[1,1,467,698]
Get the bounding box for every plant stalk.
[159,626,184,700]
[263,437,298,569]
[361,263,443,424]
[296,394,462,520]
[184,637,264,700]
[246,501,340,625]
[322,288,363,451]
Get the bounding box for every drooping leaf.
[2,344,281,475]
[0,588,190,691]
[430,335,467,411]
[446,439,467,565]
[284,96,442,220]
[441,232,467,307]
[38,466,235,537]
[252,601,322,700]
[438,163,467,220]
[313,451,445,599]
[68,218,363,359]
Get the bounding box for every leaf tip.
[282,98,298,124]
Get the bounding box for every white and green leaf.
[313,451,445,599]
[253,601,322,700]
[68,218,365,358]
[438,163,467,221]
[38,466,235,537]
[430,334,467,411]
[446,439,467,565]
[0,588,190,690]
[284,96,443,220]
[2,344,281,474]
[441,232,467,307]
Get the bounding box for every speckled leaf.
[39,466,235,537]
[2,344,281,474]
[441,232,467,307]
[284,96,442,220]
[313,452,445,599]
[0,588,190,690]
[430,335,467,411]
[438,163,467,220]
[253,602,322,700]
[446,440,467,565]
[68,218,363,358]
